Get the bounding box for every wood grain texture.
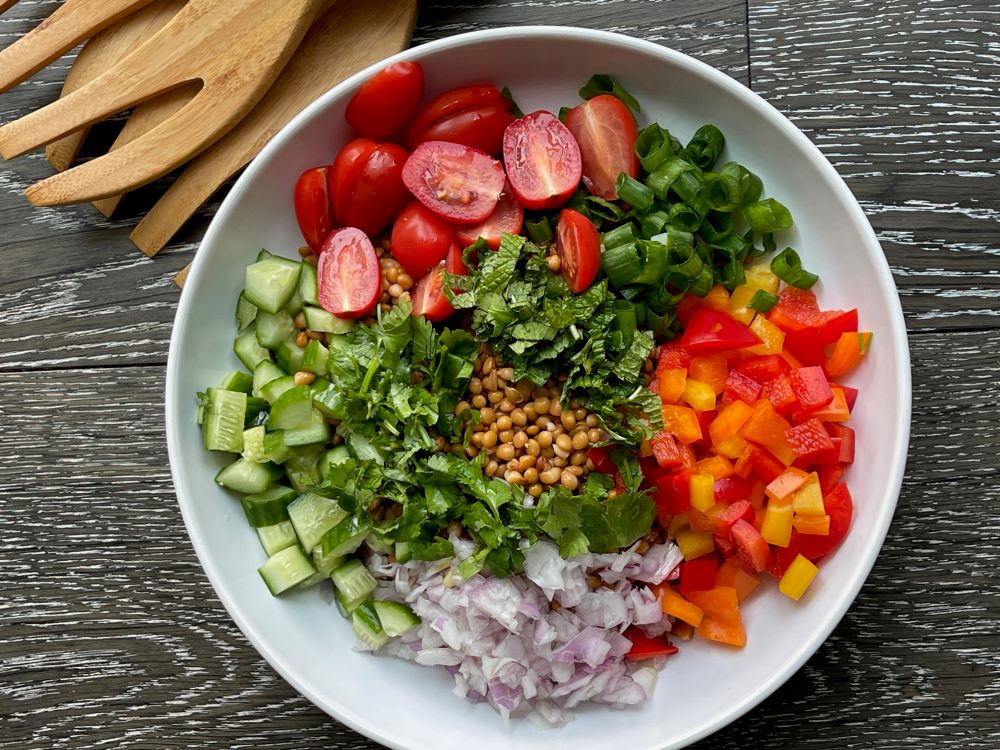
[0,0,997,749]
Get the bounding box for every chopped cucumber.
[303,305,353,334]
[299,262,319,306]
[319,516,369,559]
[256,249,273,262]
[234,328,272,370]
[236,291,258,330]
[287,491,349,552]
[240,485,297,527]
[312,383,347,421]
[394,541,412,564]
[276,339,305,374]
[252,360,285,398]
[269,386,315,430]
[300,339,329,376]
[256,520,298,556]
[262,430,292,464]
[282,409,329,446]
[284,286,305,317]
[244,397,268,427]
[298,549,346,589]
[202,388,246,452]
[365,533,393,555]
[331,558,377,607]
[255,309,296,349]
[318,445,350,477]
[284,445,323,491]
[373,600,420,637]
[352,600,389,649]
[215,457,282,494]
[244,256,301,314]
[258,545,316,595]
[218,370,253,394]
[261,375,296,405]
[242,425,267,462]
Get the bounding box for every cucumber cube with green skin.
[242,425,267,462]
[215,457,282,494]
[236,291,258,330]
[252,360,285,398]
[303,306,353,334]
[373,600,420,636]
[202,388,247,452]
[268,386,315,430]
[352,600,389,649]
[300,339,329,376]
[217,370,253,394]
[287,491,350,552]
[299,263,319,306]
[234,329,272,370]
[262,431,292,464]
[258,545,316,595]
[281,409,329,446]
[244,256,301,314]
[255,309,296,349]
[240,485,297,527]
[256,520,298,556]
[331,558,377,606]
[283,445,324,492]
[261,375,296,405]
[276,340,305,374]
[320,516,370,559]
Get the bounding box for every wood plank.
[1,326,997,748]
[748,0,1000,332]
[0,0,748,372]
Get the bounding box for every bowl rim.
[166,25,911,750]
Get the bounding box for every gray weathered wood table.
[1,1,997,747]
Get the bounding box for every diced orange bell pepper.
[659,587,705,627]
[689,504,727,533]
[709,400,753,445]
[748,479,767,509]
[715,559,761,601]
[662,404,703,444]
[689,473,715,512]
[748,315,785,355]
[658,367,688,404]
[702,283,731,313]
[825,331,873,378]
[676,529,716,560]
[712,433,748,460]
[698,616,747,647]
[778,554,819,600]
[793,514,831,535]
[686,586,741,623]
[695,455,734,481]
[765,467,811,502]
[689,354,729,394]
[740,399,796,465]
[800,387,851,422]
[681,379,717,411]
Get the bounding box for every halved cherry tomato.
[564,94,639,200]
[680,307,761,354]
[402,141,506,224]
[390,200,453,279]
[407,84,513,156]
[454,180,523,249]
[293,166,333,252]
[411,261,453,322]
[503,111,582,210]
[317,228,381,319]
[554,208,600,292]
[330,141,410,237]
[345,62,424,140]
[445,242,469,277]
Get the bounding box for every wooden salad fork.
[0,0,335,206]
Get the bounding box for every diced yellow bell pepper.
[728,263,780,323]
[667,511,690,537]
[681,379,717,411]
[792,476,825,517]
[746,262,780,293]
[793,514,831,535]
[748,314,785,355]
[658,367,687,405]
[695,455,734,481]
[638,439,654,458]
[676,530,716,560]
[689,473,716,512]
[712,433,748,460]
[761,499,793,547]
[778,554,819,600]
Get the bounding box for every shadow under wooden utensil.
[0,0,335,206]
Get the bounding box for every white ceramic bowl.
[166,27,911,750]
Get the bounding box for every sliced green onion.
[702,171,743,212]
[617,284,646,302]
[685,124,726,170]
[634,123,676,172]
[645,157,698,201]
[634,240,668,285]
[578,74,641,113]
[602,223,637,250]
[719,161,763,205]
[500,86,524,118]
[745,198,793,233]
[671,170,703,204]
[770,247,819,290]
[762,232,777,254]
[616,173,654,211]
[688,266,715,297]
[645,308,677,335]
[667,202,703,233]
[613,301,637,346]
[747,289,779,312]
[525,216,553,244]
[601,243,642,288]
[716,254,747,290]
[640,210,670,239]
[699,211,735,243]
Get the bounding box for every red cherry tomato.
[402,141,506,224]
[345,62,424,140]
[503,111,582,210]
[317,228,381,319]
[454,180,523,249]
[445,242,468,277]
[410,261,453,322]
[564,94,639,200]
[328,138,377,223]
[293,166,333,252]
[407,85,513,156]
[390,200,454,279]
[554,208,600,292]
[332,142,411,237]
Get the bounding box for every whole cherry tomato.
[407,84,514,156]
[390,200,454,279]
[293,166,333,252]
[330,140,411,237]
[345,62,424,140]
[554,208,600,293]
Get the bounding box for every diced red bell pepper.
[816,462,846,495]
[827,423,856,463]
[650,431,683,468]
[818,308,858,345]
[730,519,772,574]
[654,468,693,518]
[714,475,751,503]
[763,374,798,416]
[656,341,693,372]
[837,384,859,411]
[768,287,827,332]
[680,307,761,354]
[789,366,834,411]
[714,534,737,557]
[785,418,838,463]
[736,354,790,383]
[712,499,755,540]
[722,369,762,407]
[679,557,720,595]
[696,408,717,437]
[624,627,678,661]
[769,483,853,576]
[783,327,826,367]
[587,446,616,474]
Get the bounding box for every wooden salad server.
[0,0,157,93]
[133,0,417,259]
[45,0,187,174]
[0,0,335,206]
